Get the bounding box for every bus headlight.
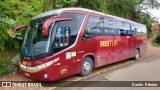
[44,74,48,78]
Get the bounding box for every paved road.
[56,55,160,90]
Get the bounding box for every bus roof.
[32,7,145,26]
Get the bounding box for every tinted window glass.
[104,19,116,28]
[54,26,71,48]
[52,12,85,53]
[104,28,114,36]
[117,21,130,30]
[120,29,128,36]
[91,27,103,36]
[113,29,120,36]
[130,24,136,36]
[127,30,133,36]
[103,18,119,36]
[83,16,103,39]
[61,12,85,43]
[142,26,147,33]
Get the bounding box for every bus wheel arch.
[88,55,95,69]
[80,55,95,76]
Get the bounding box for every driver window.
[54,26,70,48]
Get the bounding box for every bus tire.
[80,57,93,77]
[134,49,140,60]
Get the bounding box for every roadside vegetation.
[0,60,12,76]
[0,51,18,76]
[0,0,160,76]
[152,32,160,47]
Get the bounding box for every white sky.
[147,0,160,23]
[148,9,160,22]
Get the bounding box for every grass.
[152,38,160,47]
[0,50,18,76]
[0,60,12,76]
[0,50,17,60]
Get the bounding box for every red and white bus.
[13,8,147,81]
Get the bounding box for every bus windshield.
[21,19,54,58]
[21,13,85,59]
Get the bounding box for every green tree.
[0,0,160,51]
[0,0,42,51]
[140,12,153,38]
[41,0,77,12]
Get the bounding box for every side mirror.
[13,24,28,33]
[42,17,72,37]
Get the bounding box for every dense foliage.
[0,0,160,52]
[156,32,160,44]
[0,0,42,51]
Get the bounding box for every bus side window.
[130,24,137,36]
[91,28,102,36]
[120,29,128,36]
[104,28,114,36]
[103,18,118,36]
[83,27,103,39]
[113,29,120,36]
[54,26,71,48]
[83,16,103,40]
[83,28,94,39]
[127,30,132,36]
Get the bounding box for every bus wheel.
[134,49,140,60]
[80,57,93,77]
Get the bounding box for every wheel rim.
[83,61,90,71]
[136,50,139,59]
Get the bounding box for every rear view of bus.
[13,8,147,81]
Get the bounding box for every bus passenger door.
[97,36,114,67]
[100,28,114,65]
[114,29,130,62]
[114,35,126,62]
[127,32,134,58]
[128,24,136,58]
[114,22,132,62]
